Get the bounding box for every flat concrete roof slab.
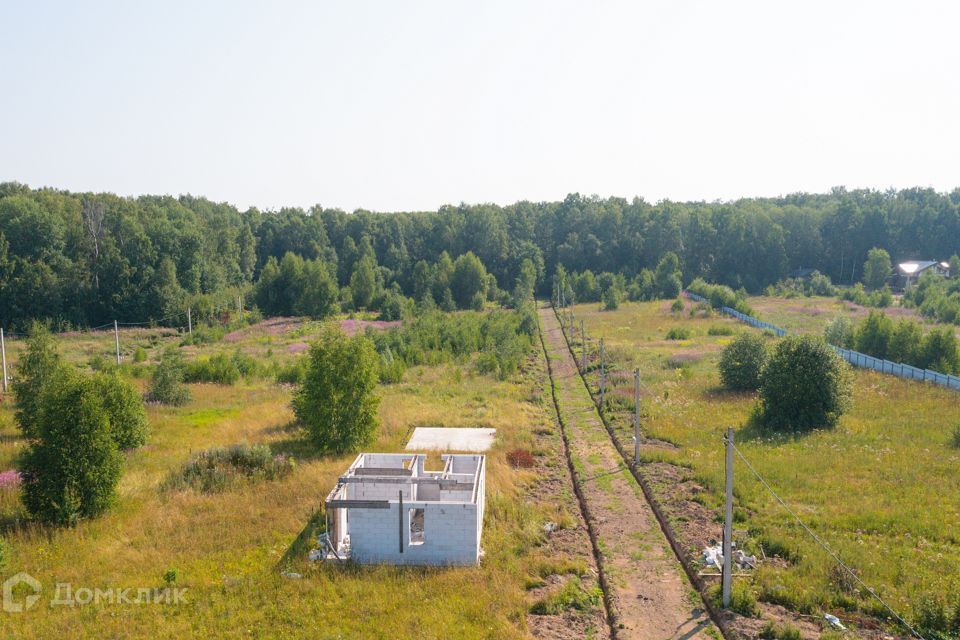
[405,427,496,452]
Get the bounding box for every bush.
[823,316,854,348]
[18,369,123,525]
[601,286,620,311]
[687,278,754,315]
[378,347,405,384]
[951,426,960,449]
[708,324,734,336]
[665,327,691,340]
[293,328,380,453]
[506,448,535,468]
[719,333,767,391]
[670,298,685,313]
[133,347,147,363]
[148,350,191,406]
[13,324,64,439]
[275,358,307,385]
[163,444,295,493]
[758,335,852,432]
[92,372,148,450]
[184,352,241,385]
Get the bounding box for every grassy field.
[566,298,960,631]
[0,318,601,639]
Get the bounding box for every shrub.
[293,328,380,453]
[686,278,754,315]
[823,316,854,348]
[164,444,295,493]
[758,335,853,432]
[184,353,241,385]
[670,298,685,313]
[602,286,620,311]
[148,350,191,406]
[18,369,123,525]
[92,372,148,450]
[951,426,960,449]
[133,347,147,363]
[378,347,405,384]
[275,358,307,385]
[506,449,535,468]
[708,324,734,336]
[665,327,691,340]
[12,324,64,439]
[719,333,767,391]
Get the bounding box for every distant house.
[787,267,817,280]
[897,260,950,289]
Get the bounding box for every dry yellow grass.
[0,323,585,639]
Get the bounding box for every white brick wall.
[349,502,479,566]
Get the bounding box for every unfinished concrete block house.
[324,453,486,566]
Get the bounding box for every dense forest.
[2,181,959,329]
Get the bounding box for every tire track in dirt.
[539,305,716,640]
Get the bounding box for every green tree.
[296,260,338,319]
[350,256,377,310]
[13,324,64,439]
[411,260,433,303]
[293,327,380,453]
[758,335,852,432]
[654,252,683,299]
[147,349,191,406]
[18,369,123,525]
[92,372,148,450]
[863,247,892,291]
[823,316,854,348]
[719,333,767,391]
[918,327,960,374]
[854,310,894,359]
[450,252,489,309]
[601,286,620,311]
[887,319,924,364]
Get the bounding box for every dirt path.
[539,305,716,640]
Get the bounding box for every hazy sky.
[2,1,959,212]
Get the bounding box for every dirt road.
[539,306,716,640]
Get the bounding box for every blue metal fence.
[683,290,960,391]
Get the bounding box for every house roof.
[897,260,939,275]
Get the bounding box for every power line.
[731,442,926,640]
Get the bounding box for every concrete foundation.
[324,453,486,566]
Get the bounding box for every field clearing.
[0,319,603,639]
[747,295,960,339]
[567,298,960,631]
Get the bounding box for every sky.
[2,1,959,212]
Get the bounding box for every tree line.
[2,182,960,328]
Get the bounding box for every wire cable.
[731,442,926,640]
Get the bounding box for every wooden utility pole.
[633,368,641,465]
[187,308,193,336]
[722,427,734,608]
[599,338,605,408]
[580,319,586,371]
[1,328,7,393]
[114,320,121,365]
